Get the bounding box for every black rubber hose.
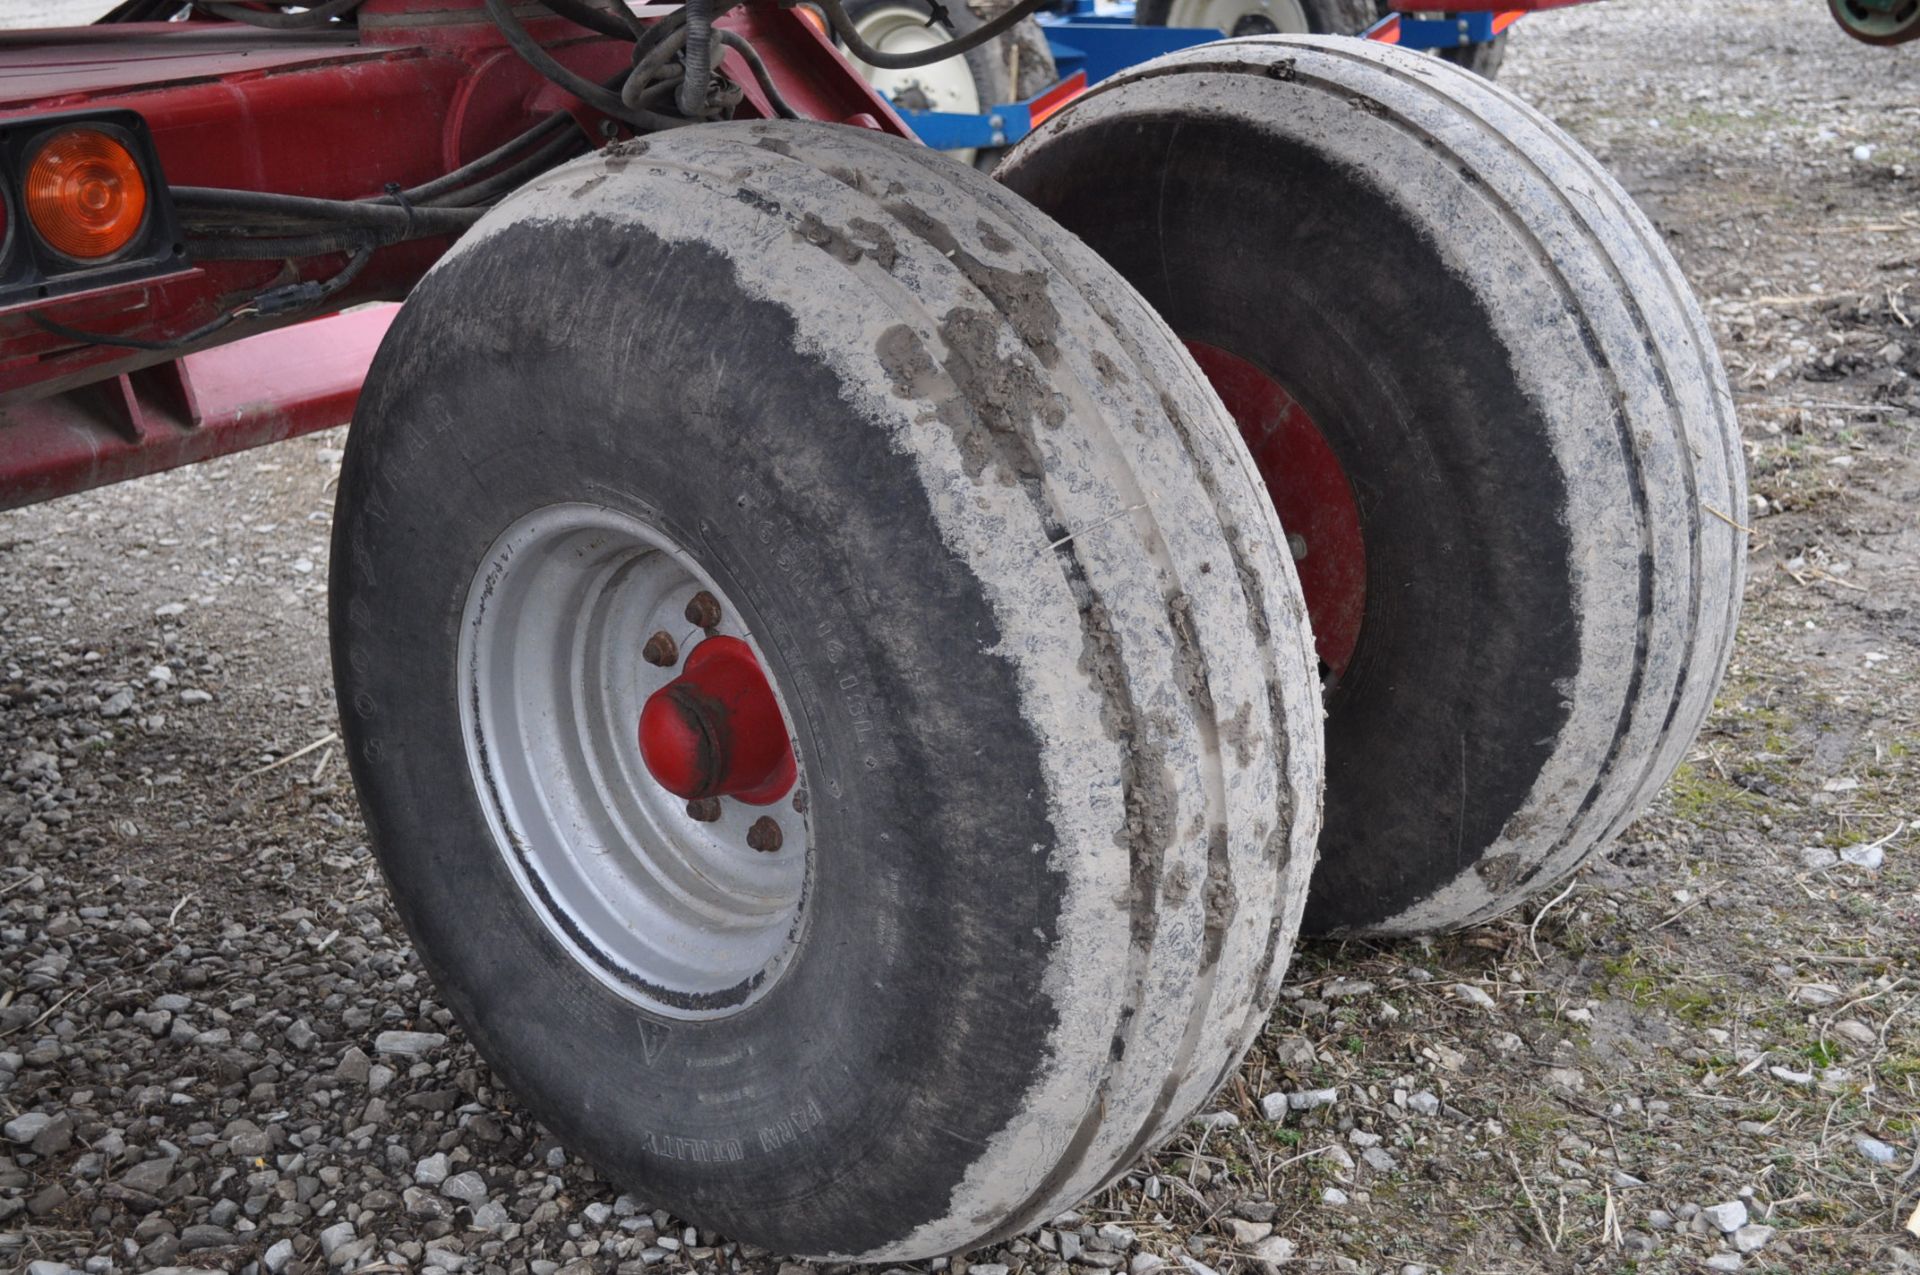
[295,240,376,304]
[626,80,706,132]
[435,128,591,207]
[629,5,688,64]
[619,28,731,130]
[715,30,799,120]
[675,0,716,117]
[185,231,382,259]
[631,26,691,85]
[33,240,374,350]
[402,62,643,206]
[482,0,648,126]
[30,309,234,352]
[817,0,1054,68]
[171,188,485,234]
[623,26,689,110]
[391,112,574,206]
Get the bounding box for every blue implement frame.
[887,0,1516,152]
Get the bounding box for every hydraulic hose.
[675,0,716,118]
[816,0,1055,69]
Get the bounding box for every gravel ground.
[3,1,1919,1273]
[10,3,110,24]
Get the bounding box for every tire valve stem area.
[639,635,798,816]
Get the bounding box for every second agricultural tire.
[331,121,1323,1257]
[1001,37,1746,935]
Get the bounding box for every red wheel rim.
[1186,340,1366,679]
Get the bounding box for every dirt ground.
[2,1,1918,1273]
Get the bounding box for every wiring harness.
[103,0,1058,125]
[60,0,1052,348]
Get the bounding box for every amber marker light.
[25,127,149,261]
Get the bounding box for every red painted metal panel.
[0,304,393,512]
[0,3,919,508]
[184,304,393,431]
[718,5,910,138]
[0,12,631,402]
[0,7,909,407]
[0,30,478,401]
[0,25,368,110]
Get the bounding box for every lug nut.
[791,786,808,815]
[641,625,679,668]
[747,816,783,853]
[685,590,722,630]
[642,630,679,667]
[686,797,722,823]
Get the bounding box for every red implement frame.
[0,1,910,511]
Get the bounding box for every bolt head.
[685,797,722,823]
[747,816,783,853]
[642,630,680,667]
[685,590,723,630]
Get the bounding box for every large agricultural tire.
[330,121,1322,1258]
[1001,37,1746,935]
[1136,0,1375,37]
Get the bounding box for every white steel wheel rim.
[459,502,810,1021]
[851,4,985,162]
[1165,0,1311,34]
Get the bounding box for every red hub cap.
[638,635,797,806]
[1186,340,1367,679]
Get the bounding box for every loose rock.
[1452,984,1497,1010]
[441,1170,489,1204]
[1702,1201,1750,1233]
[1856,1135,1899,1165]
[375,1029,449,1057]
